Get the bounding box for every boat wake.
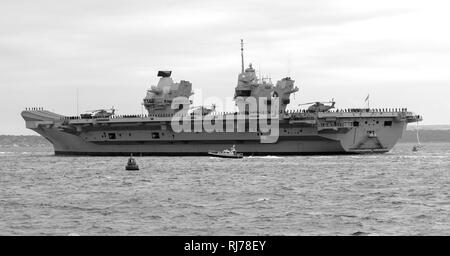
[247,155,283,159]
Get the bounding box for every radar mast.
[241,39,244,73]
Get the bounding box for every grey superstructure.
[22,41,422,156]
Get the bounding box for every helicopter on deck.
[80,107,116,119]
[189,104,216,116]
[299,99,335,112]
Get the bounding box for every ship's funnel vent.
[157,71,172,77]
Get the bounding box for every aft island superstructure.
[22,40,422,156]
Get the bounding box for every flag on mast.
[364,94,370,109]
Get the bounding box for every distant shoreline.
[406,124,450,131]
[399,130,450,143]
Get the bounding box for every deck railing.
[55,107,412,121]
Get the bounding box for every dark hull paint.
[125,167,140,171]
[54,151,387,156]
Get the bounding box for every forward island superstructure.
[22,40,422,155]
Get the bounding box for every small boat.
[412,121,424,152]
[412,145,424,152]
[208,145,244,159]
[125,154,139,170]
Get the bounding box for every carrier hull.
[22,109,419,156]
[36,128,362,156]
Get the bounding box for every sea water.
[0,138,449,235]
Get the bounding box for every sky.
[1,0,450,135]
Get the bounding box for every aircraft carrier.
[21,40,422,156]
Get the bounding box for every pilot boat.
[208,145,244,159]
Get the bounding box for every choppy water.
[1,141,449,235]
